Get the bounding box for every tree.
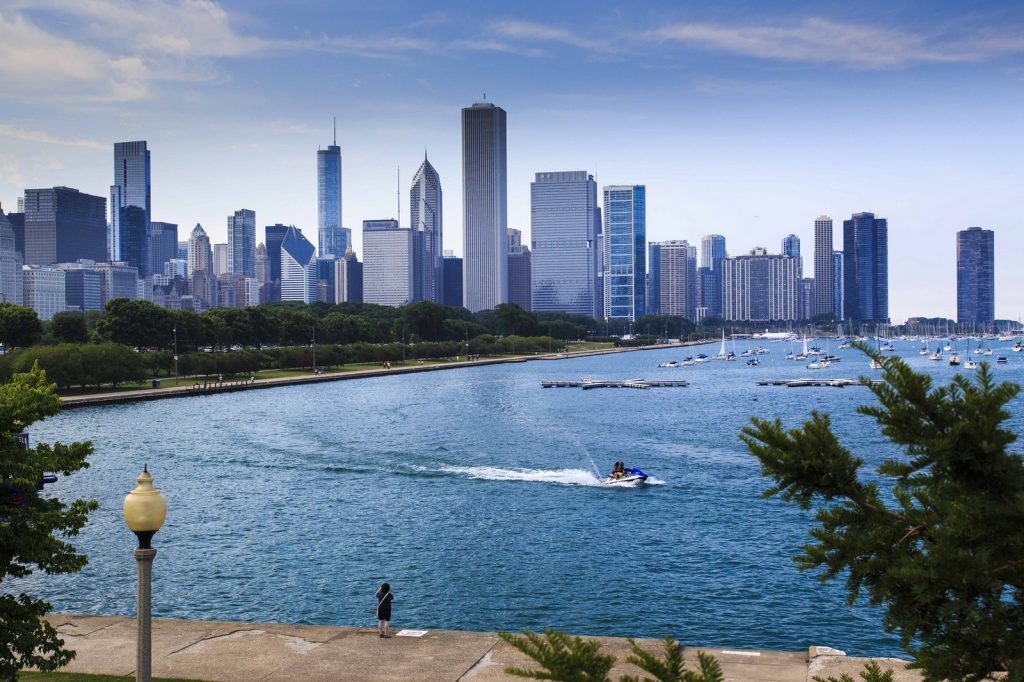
[0,364,98,676]
[0,303,43,349]
[741,345,1024,682]
[96,299,173,349]
[49,312,89,344]
[499,630,723,682]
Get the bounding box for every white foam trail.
[644,476,667,485]
[441,466,602,486]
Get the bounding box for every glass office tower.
[602,185,646,320]
[227,208,256,278]
[461,102,507,312]
[956,227,995,326]
[410,155,443,303]
[530,171,600,317]
[317,127,344,257]
[842,212,888,322]
[110,141,150,261]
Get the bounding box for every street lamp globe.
[123,465,167,549]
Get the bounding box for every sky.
[0,0,1022,322]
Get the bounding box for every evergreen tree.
[741,345,1024,681]
[0,364,98,677]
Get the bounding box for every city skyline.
[0,1,1021,320]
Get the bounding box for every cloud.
[0,124,107,149]
[0,11,150,100]
[489,19,609,52]
[646,18,1024,68]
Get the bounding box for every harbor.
[541,378,690,389]
[757,378,886,388]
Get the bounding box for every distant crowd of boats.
[656,330,1024,371]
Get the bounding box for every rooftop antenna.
[397,165,400,225]
[333,116,336,146]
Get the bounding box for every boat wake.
[440,466,602,486]
[440,466,666,487]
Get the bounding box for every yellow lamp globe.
[123,466,167,549]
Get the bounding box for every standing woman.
[375,583,394,638]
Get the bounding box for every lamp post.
[123,466,168,682]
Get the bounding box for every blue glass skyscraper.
[602,185,645,320]
[410,154,443,303]
[318,122,344,257]
[228,209,256,278]
[110,141,150,262]
[530,171,600,317]
[842,212,888,322]
[956,227,994,326]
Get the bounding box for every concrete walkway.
[58,343,684,410]
[46,614,920,681]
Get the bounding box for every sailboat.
[929,344,943,361]
[964,356,977,370]
[795,334,809,361]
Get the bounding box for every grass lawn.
[22,672,204,682]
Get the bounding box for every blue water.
[20,342,1024,656]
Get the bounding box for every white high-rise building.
[461,102,507,311]
[721,248,799,321]
[363,219,415,307]
[410,154,443,303]
[650,240,697,320]
[22,265,66,320]
[280,226,316,303]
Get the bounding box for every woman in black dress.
[375,582,393,638]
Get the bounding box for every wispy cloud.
[646,18,1024,68]
[0,124,106,149]
[489,19,610,52]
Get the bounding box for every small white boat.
[964,358,977,369]
[806,359,831,370]
[870,359,882,369]
[658,361,680,368]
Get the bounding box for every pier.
[757,378,885,388]
[541,379,689,389]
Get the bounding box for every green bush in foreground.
[742,345,1024,682]
[498,630,723,682]
[813,661,894,682]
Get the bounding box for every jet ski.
[601,467,650,486]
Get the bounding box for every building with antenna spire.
[317,119,348,258]
[410,151,443,303]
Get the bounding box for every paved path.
[46,614,920,681]
[57,343,692,410]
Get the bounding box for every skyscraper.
[462,102,507,311]
[507,229,531,310]
[119,205,150,277]
[410,154,443,303]
[721,248,799,321]
[530,171,600,316]
[334,245,363,303]
[23,187,106,265]
[649,240,697,320]
[603,185,646,320]
[833,251,844,322]
[317,123,344,258]
[188,223,213,305]
[443,252,463,308]
[280,225,317,303]
[0,207,24,305]
[110,141,150,261]
[363,219,415,307]
[150,221,178,277]
[813,216,834,318]
[22,266,65,320]
[956,227,995,326]
[843,212,888,322]
[227,209,256,278]
[782,234,801,273]
[701,234,727,270]
[213,243,228,276]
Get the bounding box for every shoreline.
[45,613,918,681]
[59,340,710,410]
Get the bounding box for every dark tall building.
[110,141,151,261]
[462,102,508,311]
[119,205,150,277]
[956,227,995,326]
[265,223,290,301]
[813,215,834,318]
[150,222,178,276]
[7,212,24,258]
[316,257,336,304]
[843,212,888,322]
[24,187,106,265]
[64,268,103,312]
[335,246,363,303]
[443,254,463,308]
[696,267,718,320]
[507,229,531,310]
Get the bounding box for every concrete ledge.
[43,614,920,682]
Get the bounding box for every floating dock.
[757,378,885,388]
[542,379,689,389]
